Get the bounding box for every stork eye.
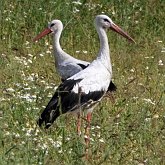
[103,18,110,23]
[50,23,55,27]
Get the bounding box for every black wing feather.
[37,78,105,129]
[77,63,89,69]
[107,81,117,92]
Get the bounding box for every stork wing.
[58,62,89,80]
[37,78,105,129]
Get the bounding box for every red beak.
[33,28,52,42]
[110,23,135,43]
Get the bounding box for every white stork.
[37,15,135,154]
[33,19,89,80]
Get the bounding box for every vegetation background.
[0,0,164,164]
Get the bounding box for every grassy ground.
[0,0,165,164]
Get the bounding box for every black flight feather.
[77,63,89,69]
[107,81,117,92]
[37,78,105,129]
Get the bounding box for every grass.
[0,0,165,164]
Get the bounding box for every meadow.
[0,0,165,164]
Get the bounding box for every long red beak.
[33,28,52,42]
[110,23,135,43]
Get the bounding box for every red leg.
[77,112,81,136]
[85,112,92,159]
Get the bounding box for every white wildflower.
[14,56,21,61]
[34,129,40,136]
[130,69,135,72]
[14,133,20,138]
[158,60,163,66]
[143,98,155,105]
[40,80,46,83]
[46,50,51,54]
[112,11,115,15]
[24,87,31,90]
[83,50,88,54]
[19,94,36,102]
[45,41,49,46]
[39,53,44,57]
[153,114,159,119]
[91,126,95,130]
[68,148,73,154]
[145,56,154,59]
[97,132,101,138]
[23,60,28,65]
[73,7,80,13]
[96,125,101,129]
[72,0,82,5]
[5,131,10,136]
[99,138,105,143]
[5,17,11,21]
[26,128,33,136]
[24,40,29,44]
[26,75,35,81]
[49,45,53,49]
[92,133,96,137]
[116,114,120,118]
[52,141,62,148]
[45,86,53,90]
[33,138,38,141]
[28,59,32,63]
[6,88,15,92]
[66,137,70,141]
[133,96,139,99]
[41,143,48,150]
[76,50,80,53]
[28,53,32,57]
[0,98,6,101]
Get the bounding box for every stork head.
[95,15,113,29]
[95,15,135,43]
[48,20,63,33]
[33,19,63,42]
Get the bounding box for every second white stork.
[37,14,135,154]
[33,19,89,80]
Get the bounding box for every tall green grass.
[0,0,165,164]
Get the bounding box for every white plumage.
[70,60,111,94]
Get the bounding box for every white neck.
[96,27,111,71]
[52,29,71,62]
